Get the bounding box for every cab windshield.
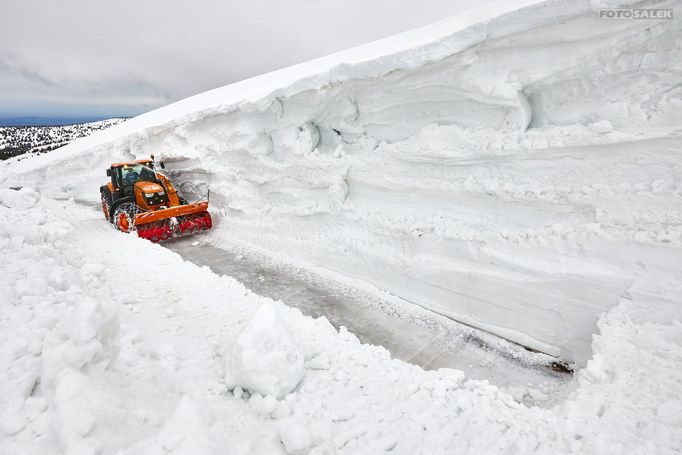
[121,164,156,186]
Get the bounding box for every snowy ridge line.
[3,0,682,366]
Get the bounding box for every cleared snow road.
[72,200,571,404]
[166,236,573,406]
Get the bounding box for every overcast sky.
[1,0,485,119]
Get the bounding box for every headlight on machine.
[144,192,163,201]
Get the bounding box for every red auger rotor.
[136,211,212,243]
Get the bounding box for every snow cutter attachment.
[135,201,212,242]
[100,156,212,243]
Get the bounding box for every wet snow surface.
[167,237,573,401]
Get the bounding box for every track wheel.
[114,203,140,233]
[101,189,113,221]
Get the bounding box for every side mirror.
[160,162,165,169]
[106,169,112,177]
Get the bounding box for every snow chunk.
[657,400,682,426]
[279,417,311,454]
[225,303,304,399]
[328,175,348,206]
[588,119,614,134]
[273,123,320,156]
[1,413,25,436]
[306,352,330,370]
[0,187,40,209]
[41,298,120,387]
[144,397,212,455]
[54,369,97,441]
[296,123,320,155]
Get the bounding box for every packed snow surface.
[1,0,682,452]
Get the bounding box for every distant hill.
[0,118,127,160]
[0,116,126,127]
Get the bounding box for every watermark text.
[598,8,673,19]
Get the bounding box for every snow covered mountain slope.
[3,0,682,366]
[0,119,126,161]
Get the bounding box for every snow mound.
[137,397,212,455]
[0,196,123,454]
[278,417,312,455]
[0,187,40,209]
[225,303,305,399]
[328,174,348,206]
[53,369,101,454]
[41,297,120,388]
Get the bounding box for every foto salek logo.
[598,8,673,19]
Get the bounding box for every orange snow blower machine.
[100,156,212,242]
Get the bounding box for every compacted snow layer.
[1,192,681,454]
[4,0,682,366]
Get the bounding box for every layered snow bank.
[1,192,681,454]
[3,0,682,365]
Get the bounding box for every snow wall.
[4,0,682,366]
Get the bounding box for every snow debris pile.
[225,303,305,399]
[137,397,213,455]
[328,174,348,207]
[0,189,120,454]
[278,417,315,455]
[0,187,40,209]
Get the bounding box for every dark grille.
[144,192,168,206]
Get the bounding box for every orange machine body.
[100,159,212,242]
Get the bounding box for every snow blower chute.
[100,156,212,242]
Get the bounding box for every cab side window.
[114,168,125,191]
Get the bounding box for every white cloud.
[1,0,490,117]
